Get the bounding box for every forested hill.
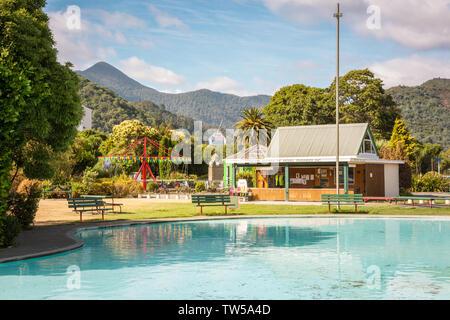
[76,62,271,127]
[387,78,450,149]
[78,76,196,133]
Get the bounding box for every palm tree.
[234,107,273,157]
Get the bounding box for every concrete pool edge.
[2,214,450,264]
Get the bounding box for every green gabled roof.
[267,123,372,158]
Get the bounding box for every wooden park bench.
[67,198,113,222]
[321,194,365,213]
[192,194,233,215]
[42,185,72,199]
[81,195,123,213]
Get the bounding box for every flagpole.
[143,138,147,191]
[334,3,342,207]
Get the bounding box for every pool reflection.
[1,218,450,300]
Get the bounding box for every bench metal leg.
[328,203,331,214]
[200,206,203,216]
[355,203,357,214]
[80,212,82,223]
[225,206,227,215]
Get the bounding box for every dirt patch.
[35,198,190,225]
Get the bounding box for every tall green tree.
[0,51,35,245]
[100,120,160,175]
[388,119,419,161]
[264,70,400,140]
[158,136,175,179]
[415,143,443,174]
[234,107,274,144]
[440,149,450,174]
[330,69,401,140]
[0,0,83,245]
[71,130,108,175]
[264,85,333,127]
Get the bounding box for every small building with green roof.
[224,123,403,201]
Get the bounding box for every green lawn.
[102,202,450,222]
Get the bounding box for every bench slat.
[321,194,364,214]
[67,198,114,222]
[191,194,232,216]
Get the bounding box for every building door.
[365,164,385,196]
[354,165,365,195]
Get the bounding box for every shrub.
[90,180,114,195]
[195,181,206,193]
[0,215,22,247]
[147,182,160,193]
[207,182,217,192]
[113,181,129,198]
[177,186,192,194]
[10,169,26,192]
[17,179,42,196]
[80,168,98,195]
[169,172,187,180]
[71,181,82,198]
[8,180,41,230]
[128,180,144,197]
[412,172,450,192]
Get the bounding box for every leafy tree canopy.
[388,119,419,159]
[331,69,400,140]
[0,0,82,245]
[234,107,274,145]
[100,120,160,156]
[264,85,333,127]
[71,130,108,175]
[264,69,400,140]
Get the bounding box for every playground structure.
[98,137,191,191]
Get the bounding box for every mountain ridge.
[78,76,197,134]
[77,62,449,149]
[76,62,271,127]
[387,78,450,149]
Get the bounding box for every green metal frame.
[42,185,73,200]
[285,165,290,202]
[358,126,379,156]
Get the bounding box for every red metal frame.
[100,137,176,191]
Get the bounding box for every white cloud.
[114,32,128,45]
[48,9,154,69]
[260,0,450,50]
[48,10,117,69]
[118,57,186,87]
[131,39,154,48]
[294,60,321,70]
[194,77,256,96]
[93,10,147,29]
[369,55,450,88]
[148,5,188,30]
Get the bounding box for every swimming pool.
[1,217,449,299]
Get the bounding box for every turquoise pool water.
[1,217,450,299]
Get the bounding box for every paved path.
[2,215,450,264]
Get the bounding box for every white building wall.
[77,106,92,131]
[384,164,400,197]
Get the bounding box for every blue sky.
[46,0,450,95]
